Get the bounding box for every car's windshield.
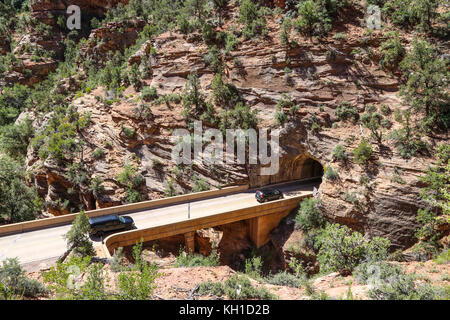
[118,216,126,223]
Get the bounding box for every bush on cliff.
[295,198,324,232]
[0,258,47,299]
[400,38,450,130]
[175,248,220,267]
[317,223,390,275]
[295,0,349,36]
[0,154,41,224]
[353,138,373,165]
[239,0,268,39]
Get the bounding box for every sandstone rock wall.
[22,2,445,250]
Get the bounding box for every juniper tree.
[64,210,95,258]
[400,38,450,130]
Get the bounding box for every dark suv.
[255,188,283,203]
[89,214,135,237]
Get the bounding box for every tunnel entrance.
[250,154,324,187]
[297,156,324,179]
[286,154,324,181]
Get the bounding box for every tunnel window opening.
[291,155,324,181]
[301,157,324,179]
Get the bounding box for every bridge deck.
[0,180,319,270]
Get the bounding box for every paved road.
[0,180,319,271]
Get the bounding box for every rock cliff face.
[30,0,128,28]
[2,1,129,86]
[22,1,446,250]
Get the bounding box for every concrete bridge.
[0,179,318,269]
[103,186,313,256]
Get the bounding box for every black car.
[89,214,135,237]
[255,188,283,203]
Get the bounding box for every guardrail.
[0,184,249,237]
[103,192,312,257]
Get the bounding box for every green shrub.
[224,275,276,300]
[335,102,359,122]
[295,198,324,231]
[198,275,277,300]
[201,22,217,45]
[353,138,373,165]
[126,189,142,203]
[0,258,47,298]
[399,38,449,130]
[324,166,339,180]
[116,262,159,300]
[0,155,40,224]
[133,103,152,120]
[354,261,404,285]
[198,281,225,296]
[0,117,34,160]
[343,191,359,206]
[415,145,448,238]
[89,176,105,198]
[177,13,193,34]
[116,162,143,203]
[434,249,450,265]
[121,126,135,138]
[218,102,258,133]
[192,176,210,192]
[361,105,386,143]
[238,0,268,39]
[92,147,105,159]
[317,224,391,275]
[211,72,241,109]
[333,32,347,40]
[266,271,304,288]
[175,249,220,267]
[382,0,440,31]
[332,144,347,162]
[294,0,348,36]
[77,262,110,300]
[203,45,223,73]
[109,247,125,272]
[368,273,446,300]
[295,0,330,36]
[164,179,177,197]
[274,107,288,126]
[280,17,293,47]
[42,255,92,299]
[182,73,208,120]
[389,110,428,159]
[224,32,238,54]
[141,86,158,102]
[274,94,297,126]
[379,32,405,70]
[380,105,392,116]
[244,256,263,279]
[64,210,95,257]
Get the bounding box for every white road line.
[0,234,22,261]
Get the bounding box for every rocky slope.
[27,245,449,300]
[22,5,447,250]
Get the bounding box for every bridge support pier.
[184,231,196,253]
[248,210,293,248]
